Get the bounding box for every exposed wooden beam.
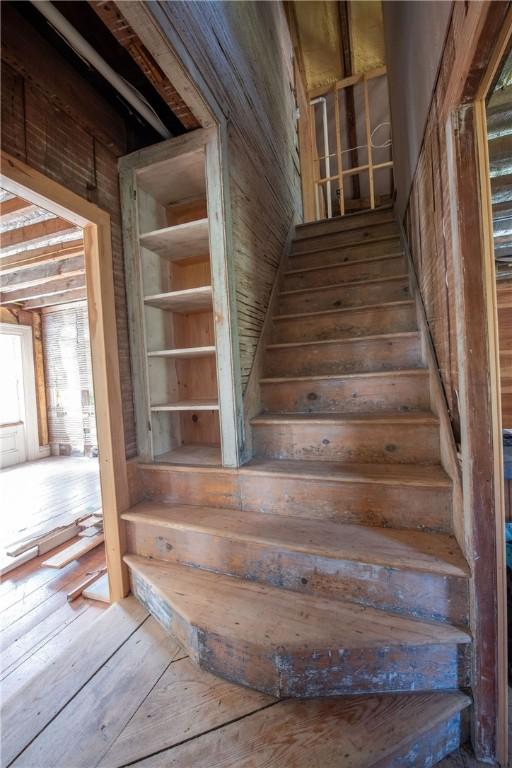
[0,196,37,220]
[0,274,86,304]
[1,3,126,155]
[338,1,360,201]
[89,0,199,130]
[0,239,84,272]
[22,287,87,310]
[0,255,85,291]
[0,218,79,251]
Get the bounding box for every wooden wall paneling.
[118,0,301,404]
[497,279,512,427]
[399,221,465,555]
[1,151,130,602]
[447,101,505,765]
[397,3,511,760]
[242,220,296,462]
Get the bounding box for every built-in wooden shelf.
[147,346,216,359]
[153,443,222,466]
[144,285,212,313]
[151,399,219,412]
[140,218,209,261]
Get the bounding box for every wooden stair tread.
[273,299,415,321]
[280,273,409,297]
[295,204,393,231]
[290,233,401,256]
[127,692,470,768]
[125,555,470,648]
[252,410,438,425]
[123,502,469,577]
[285,252,404,277]
[240,458,452,487]
[267,331,420,350]
[260,368,428,383]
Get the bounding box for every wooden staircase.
[124,207,472,764]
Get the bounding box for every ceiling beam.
[0,274,86,305]
[0,197,38,221]
[22,288,87,310]
[0,239,84,272]
[1,218,80,252]
[0,255,85,292]
[89,0,199,130]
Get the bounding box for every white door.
[0,333,27,468]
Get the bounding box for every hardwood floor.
[0,596,475,768]
[1,457,107,729]
[0,456,102,557]
[0,542,107,703]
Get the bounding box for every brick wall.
[1,26,137,457]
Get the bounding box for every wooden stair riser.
[125,521,468,625]
[279,276,410,315]
[138,465,453,531]
[252,420,440,464]
[284,255,407,291]
[377,712,468,768]
[260,373,430,414]
[130,569,470,699]
[265,334,423,377]
[291,224,400,255]
[272,302,417,344]
[273,644,471,699]
[294,208,395,239]
[289,243,404,273]
[138,465,241,510]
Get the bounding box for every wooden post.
[334,86,345,216]
[363,75,375,210]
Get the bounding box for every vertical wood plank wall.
[497,280,512,428]
[0,5,137,458]
[153,1,302,390]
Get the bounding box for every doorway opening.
[0,187,109,612]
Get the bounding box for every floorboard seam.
[117,700,281,768]
[94,649,188,768]
[6,613,151,768]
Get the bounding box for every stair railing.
[308,66,394,219]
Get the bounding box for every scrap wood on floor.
[0,544,108,710]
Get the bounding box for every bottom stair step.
[125,554,471,698]
[129,691,471,767]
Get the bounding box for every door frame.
[1,151,130,602]
[443,4,511,763]
[0,322,41,463]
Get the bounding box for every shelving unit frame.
[119,127,242,467]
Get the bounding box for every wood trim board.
[1,150,130,602]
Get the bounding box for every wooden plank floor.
[0,541,107,705]
[0,595,506,768]
[0,456,102,554]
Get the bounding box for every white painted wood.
[119,127,242,467]
[0,323,41,464]
[0,423,26,468]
